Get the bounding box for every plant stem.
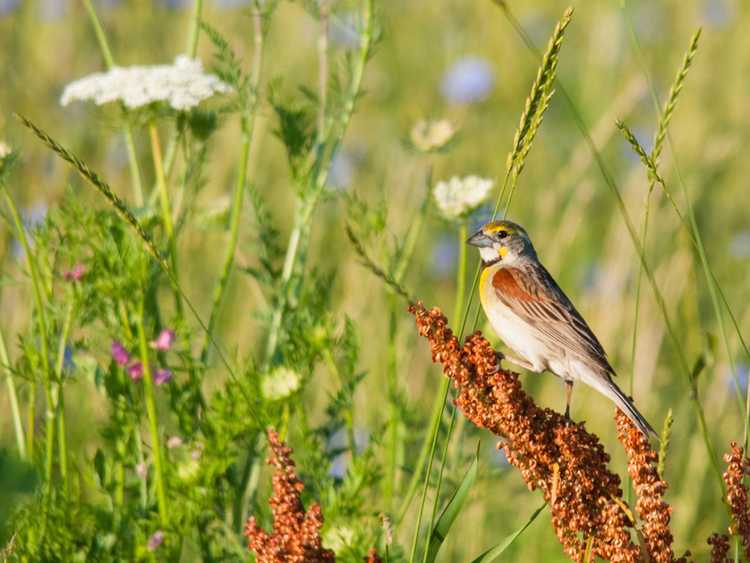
[423,408,457,563]
[1,188,54,494]
[82,0,144,205]
[0,324,25,459]
[185,0,203,56]
[410,222,468,559]
[323,348,357,456]
[384,191,429,509]
[264,0,373,364]
[53,302,74,497]
[408,378,449,563]
[149,123,183,317]
[136,306,169,525]
[317,1,329,143]
[201,5,264,361]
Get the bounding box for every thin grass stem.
[1,187,55,505]
[82,0,144,205]
[0,323,25,459]
[136,304,169,525]
[201,5,264,362]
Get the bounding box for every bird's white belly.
[484,300,551,373]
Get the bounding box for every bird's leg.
[564,380,574,419]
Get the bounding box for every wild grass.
[0,0,748,561]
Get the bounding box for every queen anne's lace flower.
[433,175,493,219]
[60,56,231,111]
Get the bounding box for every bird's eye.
[497,231,508,240]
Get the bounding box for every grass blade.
[424,444,480,563]
[470,503,546,563]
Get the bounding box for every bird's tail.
[583,373,657,438]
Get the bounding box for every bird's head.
[467,220,535,266]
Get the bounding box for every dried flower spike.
[723,442,750,559]
[410,302,639,561]
[244,429,334,562]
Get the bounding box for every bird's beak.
[466,229,493,248]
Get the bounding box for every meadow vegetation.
[0,0,749,561]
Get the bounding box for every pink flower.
[63,263,85,282]
[167,436,183,449]
[150,329,175,351]
[135,462,148,479]
[127,362,144,381]
[147,530,164,551]
[111,341,130,366]
[154,368,172,385]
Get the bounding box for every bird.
[467,219,656,437]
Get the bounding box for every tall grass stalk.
[201,4,265,362]
[1,187,55,498]
[82,0,144,206]
[619,12,750,445]
[409,220,468,562]
[495,0,725,496]
[384,190,429,510]
[52,302,74,497]
[135,305,169,526]
[0,312,25,459]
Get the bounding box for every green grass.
[0,1,748,561]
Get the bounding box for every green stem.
[201,5,264,361]
[408,379,450,563]
[2,188,54,491]
[82,0,144,205]
[53,302,74,497]
[384,191,429,508]
[410,222,468,559]
[0,324,26,459]
[136,306,168,525]
[185,0,203,56]
[423,408,457,563]
[264,0,373,364]
[149,124,183,318]
[134,425,148,509]
[323,348,357,456]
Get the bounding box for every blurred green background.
[1,0,748,560]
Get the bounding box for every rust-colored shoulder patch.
[492,268,535,301]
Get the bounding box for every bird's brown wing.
[491,264,615,376]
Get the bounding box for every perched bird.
[467,219,655,437]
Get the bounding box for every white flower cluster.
[0,141,10,160]
[433,175,494,219]
[60,56,231,111]
[261,366,301,401]
[410,119,457,152]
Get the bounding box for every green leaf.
[470,503,546,563]
[425,444,480,563]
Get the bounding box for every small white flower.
[433,175,494,219]
[60,55,231,111]
[410,119,457,152]
[261,366,301,401]
[0,141,10,159]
